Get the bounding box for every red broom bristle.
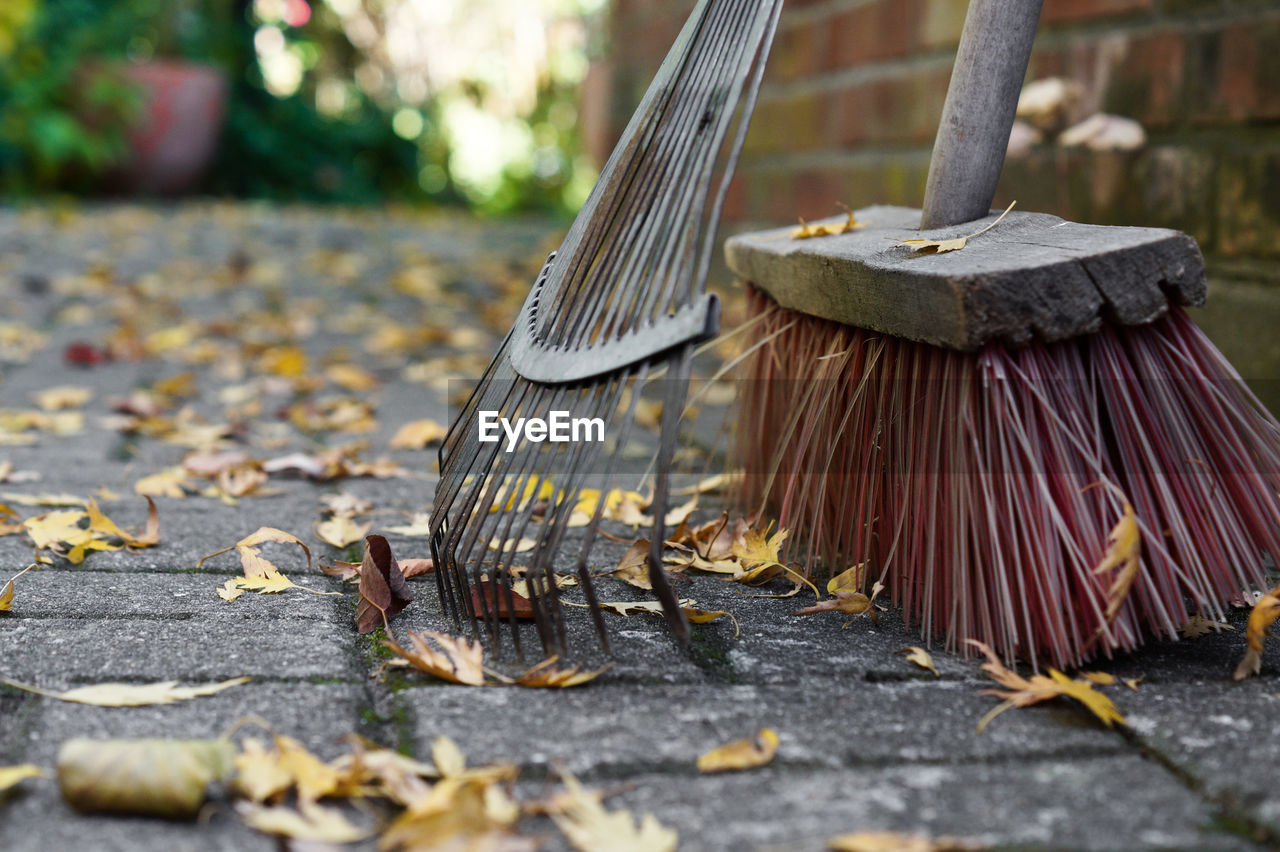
[737,286,1280,669]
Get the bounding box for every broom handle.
[920,0,1044,229]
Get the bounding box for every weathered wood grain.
[724,206,1205,351]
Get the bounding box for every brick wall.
[592,0,1280,404]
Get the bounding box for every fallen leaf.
[1179,614,1232,640]
[1077,671,1117,686]
[0,764,43,793]
[384,630,487,686]
[792,203,866,239]
[319,491,374,517]
[471,580,535,620]
[548,770,677,852]
[134,466,198,498]
[967,639,1126,732]
[1235,585,1280,680]
[384,511,432,536]
[515,657,611,688]
[0,564,35,611]
[399,558,435,579]
[612,538,653,589]
[57,738,235,818]
[696,728,779,773]
[356,534,413,634]
[2,676,249,706]
[390,418,448,449]
[33,385,92,411]
[682,606,739,637]
[0,492,85,507]
[23,498,158,564]
[198,526,322,602]
[237,801,370,843]
[827,831,985,852]
[595,598,695,617]
[899,647,940,677]
[316,515,373,549]
[897,200,1016,254]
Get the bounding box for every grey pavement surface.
[0,204,1278,851]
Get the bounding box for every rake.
[429,0,784,657]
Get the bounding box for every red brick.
[837,66,950,147]
[829,0,924,69]
[1103,30,1186,128]
[1041,0,1152,25]
[769,19,832,82]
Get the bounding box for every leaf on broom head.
[897,201,1016,254]
[791,204,866,240]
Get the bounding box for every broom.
[726,0,1280,669]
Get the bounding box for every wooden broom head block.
[724,205,1206,352]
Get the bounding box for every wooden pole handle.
[920,0,1044,230]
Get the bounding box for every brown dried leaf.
[383,630,487,686]
[515,657,611,688]
[612,538,652,590]
[470,580,534,621]
[356,534,413,634]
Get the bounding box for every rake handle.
[920,0,1044,230]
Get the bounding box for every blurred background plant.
[0,0,604,214]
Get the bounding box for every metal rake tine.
[647,348,695,646]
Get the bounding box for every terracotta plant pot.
[113,61,229,195]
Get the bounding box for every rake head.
[429,0,783,658]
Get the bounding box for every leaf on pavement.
[1179,614,1232,640]
[198,526,321,602]
[2,676,249,707]
[470,580,534,621]
[612,538,653,590]
[57,737,235,818]
[0,764,43,793]
[384,511,432,536]
[827,831,986,851]
[389,418,448,449]
[356,534,413,633]
[696,728,779,774]
[384,630,487,686]
[315,515,372,549]
[967,639,1126,732]
[23,498,158,564]
[548,769,677,852]
[0,564,34,611]
[899,647,940,677]
[134,466,198,498]
[1234,584,1280,680]
[682,606,739,636]
[237,801,370,843]
[515,657,611,689]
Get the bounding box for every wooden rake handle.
[920,0,1044,229]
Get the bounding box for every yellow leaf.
[325,363,380,392]
[967,640,1126,732]
[0,491,85,507]
[390,418,448,449]
[548,770,677,852]
[134,467,196,498]
[1235,586,1280,680]
[0,563,34,611]
[57,738,234,818]
[33,385,91,411]
[791,204,866,240]
[696,728,779,773]
[899,646,940,677]
[1094,501,1142,625]
[516,657,611,688]
[432,736,467,777]
[199,527,328,603]
[237,801,370,843]
[0,764,42,793]
[1078,671,1117,686]
[594,598,696,617]
[733,526,789,568]
[897,200,1016,254]
[384,630,488,686]
[315,516,372,549]
[233,738,294,802]
[826,831,985,852]
[827,563,866,595]
[2,676,250,706]
[384,511,432,536]
[256,344,308,378]
[682,606,740,637]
